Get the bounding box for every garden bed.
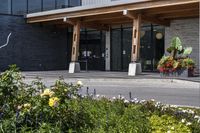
[0,65,200,132]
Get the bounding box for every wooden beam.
[141,15,170,26]
[142,3,199,16]
[123,10,170,26]
[26,0,199,23]
[131,14,141,62]
[71,21,81,62]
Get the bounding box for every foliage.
[157,37,195,75]
[150,115,191,133]
[0,66,199,132]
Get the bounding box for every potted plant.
[157,37,195,77]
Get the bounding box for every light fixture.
[156,32,163,40]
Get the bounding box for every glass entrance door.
[111,25,165,72]
[79,30,105,71]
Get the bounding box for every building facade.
[0,0,199,72]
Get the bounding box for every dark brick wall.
[0,15,70,71]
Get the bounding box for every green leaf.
[171,37,182,51]
[183,47,192,56]
[167,47,174,54]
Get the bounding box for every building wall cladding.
[165,18,199,69]
[0,15,69,71]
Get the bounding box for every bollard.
[94,89,96,96]
[129,92,132,100]
[86,87,89,96]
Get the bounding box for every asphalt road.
[24,78,200,107]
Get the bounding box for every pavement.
[22,71,200,107]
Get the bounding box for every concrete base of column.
[128,62,142,76]
[69,62,80,73]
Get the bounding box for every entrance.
[79,30,105,71]
[111,24,165,72]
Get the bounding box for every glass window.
[28,0,42,13]
[43,0,55,11]
[69,0,80,7]
[12,0,27,15]
[56,0,69,8]
[0,0,11,14]
[111,29,122,71]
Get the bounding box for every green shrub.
[150,115,191,133]
[0,65,199,132]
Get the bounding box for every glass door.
[79,30,105,71]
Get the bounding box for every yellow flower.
[49,97,59,107]
[40,89,54,97]
[23,103,31,109]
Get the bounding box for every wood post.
[131,14,141,62]
[71,21,81,62]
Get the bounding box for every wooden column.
[71,21,81,62]
[131,14,141,62]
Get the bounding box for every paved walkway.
[23,71,200,82]
[22,71,200,107]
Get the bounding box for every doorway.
[79,30,105,71]
[111,24,165,72]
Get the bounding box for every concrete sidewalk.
[22,71,200,83]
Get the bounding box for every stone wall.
[0,15,70,71]
[165,18,199,69]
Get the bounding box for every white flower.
[140,100,146,104]
[170,105,177,108]
[112,97,116,100]
[171,127,175,130]
[167,130,171,133]
[124,100,129,103]
[188,110,194,114]
[182,110,187,113]
[186,122,192,126]
[77,81,83,86]
[181,119,186,123]
[194,115,200,119]
[96,94,100,98]
[150,99,155,102]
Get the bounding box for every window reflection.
[0,0,11,14]
[43,0,55,11]
[28,0,42,13]
[0,0,81,15]
[69,0,81,7]
[12,0,27,15]
[57,0,69,8]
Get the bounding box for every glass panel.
[0,0,11,14]
[69,0,80,7]
[111,29,122,71]
[28,0,42,13]
[43,0,55,11]
[12,0,27,15]
[153,25,165,71]
[140,26,153,71]
[57,0,69,8]
[122,28,132,71]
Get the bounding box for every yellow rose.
[40,89,54,97]
[23,103,31,108]
[49,97,59,107]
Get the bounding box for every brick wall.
[0,15,70,71]
[165,18,199,69]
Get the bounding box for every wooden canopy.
[26,0,199,74]
[26,0,199,30]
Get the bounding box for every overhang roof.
[26,0,199,30]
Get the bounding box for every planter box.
[178,68,194,77]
